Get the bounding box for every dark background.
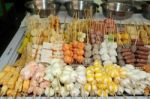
[0,0,27,56]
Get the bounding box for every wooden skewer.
[82,87,88,99]
[46,87,50,99]
[86,21,89,44]
[114,93,118,99]
[81,92,84,99]
[54,91,57,99]
[134,22,140,46]
[32,93,36,99]
[3,96,7,99]
[0,94,4,99]
[62,96,65,99]
[96,95,98,99]
[38,95,42,99]
[57,76,62,99]
[71,96,73,99]
[89,91,93,99]
[122,93,127,99]
[22,94,26,99]
[73,95,75,99]
[125,24,132,45]
[104,95,108,99]
[132,88,138,99]
[117,21,125,48]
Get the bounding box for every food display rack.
[0,11,150,99]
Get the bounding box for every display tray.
[0,13,150,98]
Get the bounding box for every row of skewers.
[1,57,150,97]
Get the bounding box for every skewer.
[22,94,26,99]
[96,94,98,99]
[131,86,138,99]
[114,93,118,99]
[86,21,89,44]
[89,91,93,99]
[32,93,36,99]
[33,23,43,61]
[12,90,18,99]
[38,94,42,99]
[5,95,8,99]
[134,22,140,46]
[73,95,75,99]
[118,20,125,48]
[54,91,57,99]
[144,93,150,99]
[0,94,4,99]
[104,95,108,99]
[125,24,132,45]
[82,87,88,99]
[122,93,127,99]
[81,89,84,99]
[134,92,138,99]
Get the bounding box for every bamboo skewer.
[89,91,93,99]
[38,94,42,99]
[118,21,125,48]
[32,93,36,99]
[134,22,140,46]
[54,91,57,99]
[0,94,4,99]
[125,24,132,45]
[80,88,84,99]
[131,81,138,99]
[104,95,108,99]
[22,94,26,99]
[114,93,118,99]
[122,93,127,99]
[82,87,87,99]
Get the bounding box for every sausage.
[137,46,150,52]
[122,52,132,57]
[124,54,135,60]
[136,59,147,64]
[126,59,136,63]
[135,55,148,60]
[136,51,149,56]
[121,48,131,52]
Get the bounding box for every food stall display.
[0,0,150,98]
[0,14,150,99]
